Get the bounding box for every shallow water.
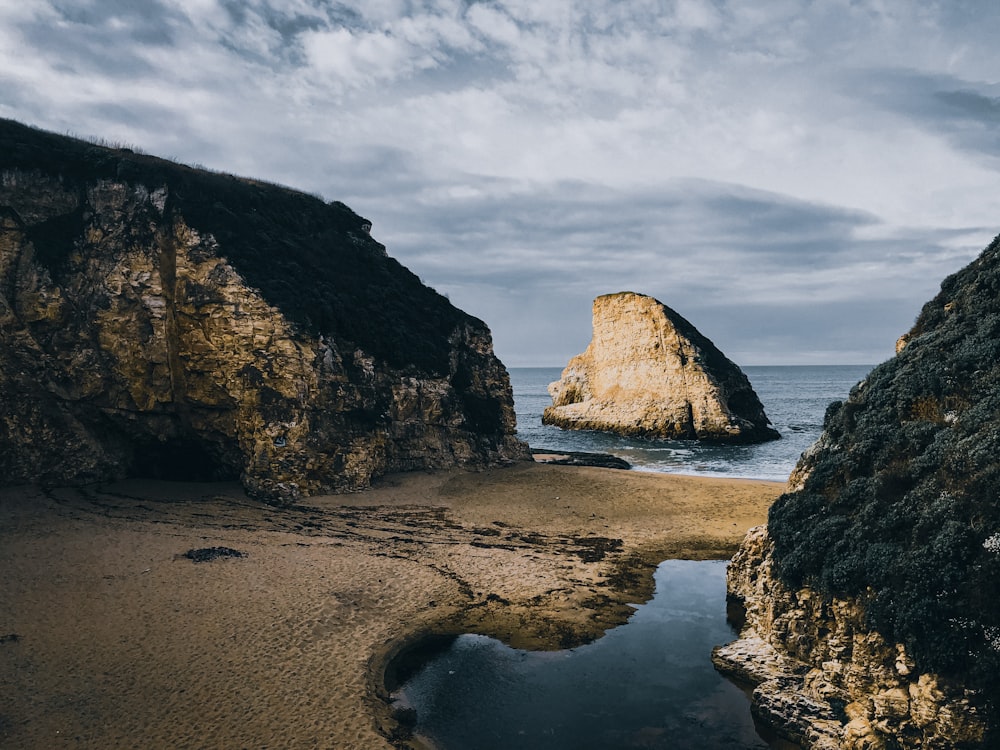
[390,367,871,748]
[512,364,873,480]
[394,560,796,750]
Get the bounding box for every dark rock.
[182,547,245,563]
[530,448,631,469]
[723,233,1000,747]
[0,118,529,502]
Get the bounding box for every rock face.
[0,119,528,502]
[542,292,778,443]
[715,528,988,750]
[715,236,1000,748]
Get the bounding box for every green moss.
[0,117,478,376]
[769,233,1000,725]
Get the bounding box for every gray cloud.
[361,176,986,365]
[0,0,997,366]
[843,68,1000,162]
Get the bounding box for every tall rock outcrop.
[0,119,528,503]
[542,292,778,444]
[715,236,1000,748]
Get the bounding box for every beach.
[0,462,783,749]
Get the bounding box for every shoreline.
[0,463,783,749]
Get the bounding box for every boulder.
[0,118,529,502]
[542,292,778,443]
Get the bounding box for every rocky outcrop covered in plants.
[0,119,528,502]
[543,292,778,443]
[715,235,1000,748]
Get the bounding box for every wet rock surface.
[181,546,245,563]
[530,448,631,469]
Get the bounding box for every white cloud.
[1,0,998,364]
[301,27,414,81]
[671,0,722,31]
[466,4,522,48]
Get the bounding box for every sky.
[1,1,998,367]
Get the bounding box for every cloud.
[840,67,1000,164]
[364,174,987,365]
[0,0,998,366]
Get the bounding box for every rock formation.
[0,119,528,503]
[715,236,1000,748]
[542,292,778,443]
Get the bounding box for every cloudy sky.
[2,1,998,366]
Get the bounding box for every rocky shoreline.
[713,526,988,750]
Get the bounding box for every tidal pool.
[393,559,795,750]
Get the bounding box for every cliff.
[715,236,1000,748]
[542,292,779,443]
[0,119,528,503]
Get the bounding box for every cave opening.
[129,437,240,482]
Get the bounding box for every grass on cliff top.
[768,233,1000,728]
[0,117,478,376]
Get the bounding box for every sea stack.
[714,235,1000,748]
[542,292,778,444]
[0,119,528,503]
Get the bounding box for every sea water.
[395,365,874,748]
[512,365,874,480]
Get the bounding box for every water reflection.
[394,560,795,750]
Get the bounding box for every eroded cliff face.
[542,292,778,443]
[715,235,1000,748]
[715,527,987,749]
[0,119,527,502]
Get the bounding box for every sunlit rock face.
[716,235,1000,748]
[543,292,778,444]
[0,119,528,503]
[715,527,987,750]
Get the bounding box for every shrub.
[769,233,1000,723]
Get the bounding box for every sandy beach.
[0,462,782,749]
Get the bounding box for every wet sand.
[0,462,783,749]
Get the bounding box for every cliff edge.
[0,119,528,502]
[715,236,1000,748]
[542,292,779,444]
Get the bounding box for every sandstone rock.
[714,234,1000,748]
[542,292,779,443]
[715,528,989,749]
[0,119,529,502]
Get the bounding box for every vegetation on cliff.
[0,118,526,499]
[1,118,467,375]
[768,234,1000,724]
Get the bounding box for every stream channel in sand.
[390,559,798,750]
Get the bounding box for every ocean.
[510,365,875,482]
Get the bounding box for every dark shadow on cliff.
[129,438,239,482]
[768,232,1000,735]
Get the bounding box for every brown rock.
[714,526,988,749]
[542,292,779,443]
[0,119,529,502]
